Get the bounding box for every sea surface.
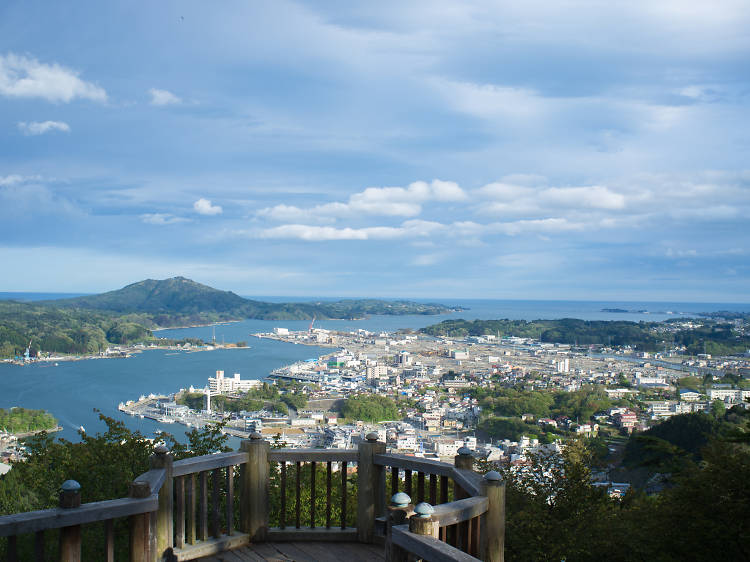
[1,297,748,445]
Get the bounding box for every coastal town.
[116,323,750,485]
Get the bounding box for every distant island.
[0,277,460,359]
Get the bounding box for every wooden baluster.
[439,475,449,542]
[310,461,316,528]
[128,480,152,562]
[357,433,385,543]
[429,473,437,505]
[480,471,505,562]
[340,461,347,530]
[404,469,412,498]
[458,519,469,553]
[7,535,18,562]
[471,514,480,557]
[175,475,185,549]
[211,468,220,538]
[59,479,82,562]
[417,472,425,503]
[199,470,208,542]
[186,474,196,545]
[151,445,174,557]
[35,529,45,561]
[295,461,301,529]
[391,466,399,494]
[240,435,270,542]
[104,519,114,562]
[326,461,332,529]
[226,465,234,536]
[280,462,287,529]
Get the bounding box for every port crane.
[23,339,32,362]
[308,315,316,333]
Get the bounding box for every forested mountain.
[42,277,457,324]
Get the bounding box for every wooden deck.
[197,541,385,562]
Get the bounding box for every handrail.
[0,496,158,537]
[173,450,249,476]
[373,453,455,477]
[391,524,480,562]
[134,467,167,493]
[431,496,488,527]
[268,448,358,463]
[451,468,483,497]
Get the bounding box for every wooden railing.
[0,436,504,561]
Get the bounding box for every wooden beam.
[391,525,480,562]
[173,451,249,477]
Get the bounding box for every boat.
[79,426,86,433]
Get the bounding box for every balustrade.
[0,435,504,561]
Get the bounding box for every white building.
[208,371,262,393]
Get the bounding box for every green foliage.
[0,408,57,433]
[476,437,750,561]
[0,300,153,358]
[478,417,536,441]
[623,413,719,470]
[340,394,400,422]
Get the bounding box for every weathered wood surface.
[133,468,167,494]
[373,454,453,478]
[391,524,480,562]
[268,449,358,463]
[267,527,359,542]
[195,540,385,561]
[451,468,483,497]
[431,496,488,527]
[173,451,249,477]
[0,496,157,536]
[173,531,250,561]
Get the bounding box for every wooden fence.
[0,435,504,561]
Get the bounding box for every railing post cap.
[60,479,81,492]
[484,470,502,482]
[391,492,411,507]
[154,444,169,454]
[458,446,473,456]
[250,432,263,440]
[365,432,379,442]
[413,502,434,518]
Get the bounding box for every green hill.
[39,277,457,326]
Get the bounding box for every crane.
[308,315,316,333]
[24,339,32,361]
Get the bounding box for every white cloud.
[140,213,189,225]
[0,53,106,103]
[0,174,42,186]
[17,120,70,136]
[257,179,467,222]
[260,219,445,241]
[149,88,182,106]
[193,198,223,215]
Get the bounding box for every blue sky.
[1,1,748,301]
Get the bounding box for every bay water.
[1,298,748,444]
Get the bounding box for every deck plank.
[195,541,383,562]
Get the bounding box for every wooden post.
[58,479,82,562]
[480,470,505,562]
[409,502,438,538]
[129,480,152,562]
[385,493,413,562]
[150,445,174,558]
[357,432,386,543]
[240,434,269,541]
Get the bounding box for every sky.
[1,1,749,301]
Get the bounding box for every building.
[208,371,262,393]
